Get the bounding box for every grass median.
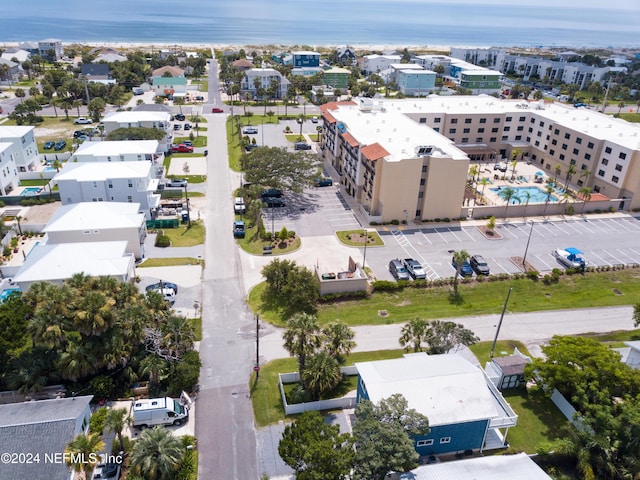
[137,257,203,267]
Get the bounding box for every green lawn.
[468,340,531,366]
[616,112,640,123]
[248,268,640,327]
[162,220,205,247]
[137,257,203,267]
[19,179,49,186]
[174,136,207,147]
[237,221,301,255]
[336,230,385,247]
[285,133,304,142]
[251,349,405,427]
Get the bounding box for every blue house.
[284,51,321,68]
[355,353,518,456]
[396,69,436,96]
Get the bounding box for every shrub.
[89,375,115,399]
[318,290,368,302]
[288,230,296,238]
[390,219,400,225]
[443,217,451,222]
[370,221,379,226]
[372,280,404,292]
[434,218,441,222]
[155,234,171,247]
[526,270,540,281]
[3,246,11,257]
[89,407,108,434]
[167,350,201,397]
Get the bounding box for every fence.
[279,366,359,415]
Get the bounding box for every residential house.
[152,65,185,78]
[0,58,20,82]
[381,63,426,84]
[459,70,503,94]
[396,69,437,96]
[0,142,20,196]
[13,241,135,290]
[283,51,321,68]
[152,76,188,99]
[398,452,552,480]
[38,38,64,61]
[336,46,357,66]
[55,161,160,219]
[43,202,147,259]
[102,111,172,153]
[0,396,93,480]
[355,353,517,456]
[310,85,338,104]
[485,349,532,390]
[80,63,115,85]
[18,41,39,56]
[232,59,254,72]
[92,47,127,63]
[363,54,402,74]
[322,67,350,89]
[0,125,39,172]
[291,67,323,77]
[617,341,640,369]
[1,48,30,64]
[412,55,452,75]
[71,140,164,178]
[241,68,290,100]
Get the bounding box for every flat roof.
[0,142,12,154]
[356,353,509,426]
[44,202,144,232]
[103,111,171,123]
[399,453,552,480]
[0,125,34,138]
[74,139,159,157]
[13,241,131,285]
[56,161,152,181]
[292,50,320,55]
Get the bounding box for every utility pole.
[490,287,512,359]
[255,314,260,380]
[601,76,612,113]
[522,221,535,268]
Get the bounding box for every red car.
[171,143,194,153]
[212,107,224,113]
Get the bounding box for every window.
[554,129,560,135]
[612,175,619,184]
[422,166,427,173]
[501,136,508,141]
[549,149,555,155]
[451,118,458,124]
[506,116,512,122]
[552,139,557,145]
[559,154,565,160]
[615,164,623,171]
[530,118,535,124]
[517,126,523,131]
[433,127,439,133]
[585,153,591,160]
[127,195,133,202]
[417,439,434,447]
[461,138,468,143]
[504,126,510,132]
[93,181,98,188]
[577,180,584,186]
[418,191,424,198]
[570,159,576,165]
[598,169,605,176]
[594,185,600,193]
[528,127,533,133]
[576,137,582,144]
[449,128,456,134]
[490,137,497,142]
[476,137,483,143]
[415,209,421,217]
[491,127,499,133]
[478,128,485,133]
[434,117,441,123]
[128,180,133,187]
[493,117,500,123]
[420,178,425,185]
[515,135,522,141]
[581,164,588,170]
[479,118,487,124]
[587,142,594,149]
[419,118,427,124]
[561,144,567,151]
[619,152,627,160]
[465,118,472,124]
[440,437,451,444]
[605,146,612,154]
[540,121,545,127]
[519,116,525,122]
[573,148,579,155]
[537,131,542,137]
[535,140,540,147]
[108,180,113,189]
[602,158,609,166]
[564,133,571,139]
[463,128,470,134]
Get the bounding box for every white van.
[132,396,189,428]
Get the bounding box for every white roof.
[355,353,508,426]
[461,69,503,76]
[292,50,320,56]
[391,63,425,70]
[74,140,159,157]
[103,111,171,123]
[0,142,12,155]
[43,202,144,232]
[399,453,552,480]
[13,241,131,285]
[56,161,152,181]
[0,125,34,139]
[398,69,436,75]
[1,50,29,63]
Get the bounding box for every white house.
[151,76,188,98]
[617,341,640,369]
[0,125,39,172]
[43,202,147,259]
[0,396,93,480]
[1,49,30,64]
[13,241,135,291]
[38,38,64,60]
[71,140,164,178]
[55,161,160,219]
[241,68,290,100]
[102,111,172,153]
[363,54,402,74]
[0,142,19,196]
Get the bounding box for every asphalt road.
[195,58,258,479]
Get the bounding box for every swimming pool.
[490,186,558,203]
[0,288,21,302]
[20,187,40,196]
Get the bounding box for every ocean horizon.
[2,0,640,48]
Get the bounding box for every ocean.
[2,0,640,47]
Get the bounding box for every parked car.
[43,141,55,149]
[73,130,85,138]
[145,281,178,294]
[92,461,120,480]
[183,123,192,130]
[233,220,246,238]
[171,144,194,153]
[54,140,67,151]
[574,102,586,108]
[244,144,259,152]
[389,259,411,281]
[452,256,474,277]
[182,141,193,147]
[212,107,224,113]
[311,116,319,123]
[175,114,186,121]
[493,163,507,172]
[294,142,312,151]
[73,117,92,124]
[194,95,204,101]
[132,87,144,96]
[262,197,286,207]
[402,258,426,280]
[552,247,586,269]
[242,126,258,134]
[314,177,333,187]
[470,255,490,275]
[234,197,246,214]
[261,188,282,198]
[166,178,188,188]
[173,124,181,130]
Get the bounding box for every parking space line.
[434,229,449,243]
[551,222,571,235]
[535,254,555,271]
[498,225,519,239]
[602,249,626,265]
[585,220,611,234]
[447,228,462,242]
[589,250,612,266]
[615,249,637,263]
[628,248,640,258]
[608,219,633,232]
[563,221,587,235]
[460,228,476,242]
[391,231,439,280]
[536,223,558,237]
[492,259,511,274]
[419,230,433,245]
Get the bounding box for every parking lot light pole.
[362,229,368,271]
[522,221,535,268]
[490,287,512,359]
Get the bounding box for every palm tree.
[542,183,555,217]
[73,99,82,117]
[478,177,490,203]
[58,335,97,381]
[14,88,26,103]
[498,186,518,219]
[321,321,355,364]
[510,148,521,178]
[451,249,469,296]
[105,407,130,453]
[174,96,185,114]
[129,427,185,480]
[398,318,429,352]
[564,164,577,190]
[579,168,591,187]
[618,101,625,115]
[302,352,342,400]
[468,165,479,187]
[139,354,167,389]
[65,433,105,480]
[578,186,592,214]
[282,312,322,378]
[553,163,562,184]
[521,191,532,220]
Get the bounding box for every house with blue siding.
[284,51,321,68]
[355,353,517,456]
[397,70,436,96]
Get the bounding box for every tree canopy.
[242,146,321,193]
[399,318,478,354]
[105,127,166,141]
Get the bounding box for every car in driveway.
[470,254,490,275]
[173,124,181,130]
[43,140,55,149]
[389,259,411,281]
[212,107,224,113]
[166,178,188,188]
[183,123,192,130]
[54,140,67,151]
[311,116,319,123]
[452,256,474,277]
[92,461,120,479]
[402,258,426,280]
[242,126,258,134]
[175,113,186,121]
[244,144,259,152]
[294,142,312,151]
[171,143,194,153]
[262,197,286,207]
[145,281,178,294]
[73,117,92,124]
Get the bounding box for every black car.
[73,130,85,138]
[175,114,186,121]
[262,196,286,207]
[261,188,282,198]
[93,462,120,479]
[470,255,490,275]
[54,140,67,151]
[315,177,333,187]
[183,123,192,130]
[43,141,55,149]
[294,142,312,151]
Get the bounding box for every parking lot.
[367,216,640,281]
